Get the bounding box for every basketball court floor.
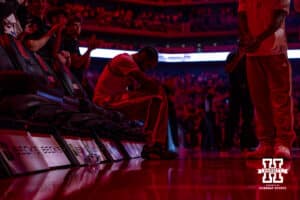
[0,149,299,200]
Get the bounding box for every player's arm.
[256,10,287,44]
[70,35,97,69]
[247,10,287,52]
[52,24,65,58]
[25,24,61,52]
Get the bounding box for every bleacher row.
[0,34,147,178]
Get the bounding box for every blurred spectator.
[0,1,22,38]
[0,0,23,37]
[61,15,96,83]
[150,72,229,150]
[22,0,65,66]
[47,8,68,25]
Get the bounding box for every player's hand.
[246,37,262,53]
[241,34,262,53]
[56,50,71,67]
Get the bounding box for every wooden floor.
[1,149,300,200]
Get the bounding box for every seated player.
[93,46,178,160]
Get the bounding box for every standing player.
[238,0,295,159]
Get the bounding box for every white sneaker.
[274,145,291,160]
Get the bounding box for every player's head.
[65,15,82,38]
[0,1,18,36]
[135,46,158,71]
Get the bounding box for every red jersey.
[93,53,140,105]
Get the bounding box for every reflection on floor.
[0,149,300,200]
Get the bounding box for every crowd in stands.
[12,1,298,53]
[62,1,300,33]
[154,72,300,150]
[65,3,238,32]
[46,1,300,52]
[155,72,229,150]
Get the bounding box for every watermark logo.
[258,158,288,183]
[257,158,288,190]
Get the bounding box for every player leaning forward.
[238,0,295,159]
[93,47,178,159]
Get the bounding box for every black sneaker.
[141,143,178,160]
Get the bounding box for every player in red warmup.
[238,0,295,159]
[93,46,177,160]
